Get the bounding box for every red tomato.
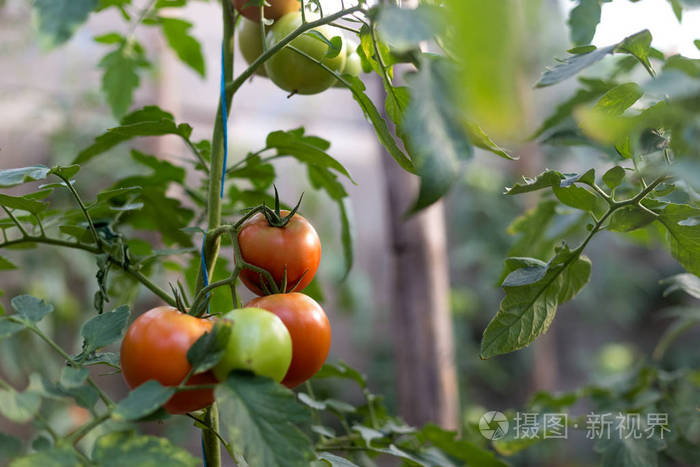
[120,307,216,414]
[232,0,300,23]
[237,211,321,296]
[247,293,331,388]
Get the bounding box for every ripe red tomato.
[237,211,321,296]
[232,0,300,23]
[120,307,216,414]
[247,293,331,388]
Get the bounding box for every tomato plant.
[248,292,331,388]
[120,307,216,414]
[213,307,293,383]
[237,208,321,296]
[1,1,699,466]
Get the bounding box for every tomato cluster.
[234,0,364,95]
[120,211,330,413]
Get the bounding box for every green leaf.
[11,295,53,323]
[318,453,359,467]
[603,166,626,189]
[669,0,683,21]
[658,204,700,276]
[338,198,355,281]
[0,387,41,423]
[417,424,508,467]
[75,106,191,164]
[313,362,366,388]
[660,273,700,299]
[376,5,444,52]
[594,83,644,116]
[79,305,130,355]
[187,321,231,374]
[0,166,50,188]
[0,318,25,339]
[403,57,469,213]
[0,194,47,214]
[228,156,275,190]
[594,428,664,467]
[32,0,97,48]
[216,373,315,467]
[59,367,89,389]
[113,381,175,421]
[0,256,17,270]
[505,170,565,195]
[568,0,602,46]
[552,184,600,212]
[536,44,617,88]
[614,30,655,77]
[345,76,415,174]
[92,431,199,466]
[49,165,80,180]
[10,444,81,467]
[41,377,99,411]
[501,257,548,287]
[99,42,148,118]
[0,432,22,462]
[466,122,517,160]
[608,206,657,232]
[160,18,205,77]
[481,247,592,358]
[81,352,121,368]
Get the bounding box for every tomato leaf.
[318,452,360,467]
[11,295,53,323]
[32,0,97,48]
[216,373,315,467]
[376,4,444,52]
[77,305,130,358]
[59,367,89,389]
[160,18,206,77]
[568,0,601,46]
[187,321,232,374]
[0,194,47,215]
[0,377,42,423]
[481,246,592,358]
[338,197,355,281]
[417,424,508,467]
[92,431,199,466]
[313,362,366,389]
[0,318,25,340]
[113,381,176,421]
[75,106,193,164]
[0,167,51,188]
[660,273,700,299]
[657,203,700,276]
[10,444,81,467]
[402,57,469,214]
[99,40,149,118]
[603,166,626,190]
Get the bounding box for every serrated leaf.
[553,184,600,212]
[160,18,205,77]
[79,305,130,355]
[505,170,565,195]
[660,273,700,299]
[113,381,175,421]
[11,295,53,323]
[41,377,99,411]
[81,352,121,368]
[658,204,700,276]
[32,0,97,48]
[75,106,191,164]
[0,166,51,188]
[481,248,592,358]
[92,431,199,466]
[403,57,469,213]
[10,444,80,467]
[345,76,414,174]
[614,30,655,77]
[187,321,231,374]
[603,166,626,189]
[216,373,315,467]
[99,43,147,118]
[568,0,602,46]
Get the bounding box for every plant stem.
[204,404,222,467]
[2,206,28,237]
[56,174,101,246]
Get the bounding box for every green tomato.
[334,42,362,87]
[264,12,346,95]
[238,18,267,77]
[213,308,292,383]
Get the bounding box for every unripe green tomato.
[238,18,267,77]
[213,308,292,383]
[334,43,362,87]
[264,12,347,95]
